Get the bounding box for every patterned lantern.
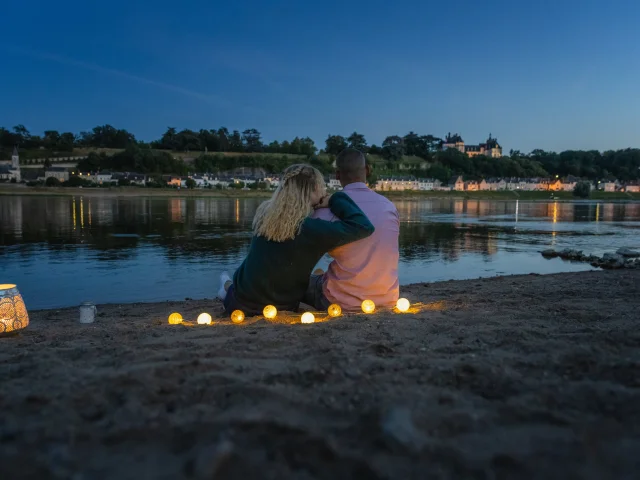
[231,310,245,324]
[361,299,375,314]
[0,284,29,335]
[327,304,342,317]
[263,305,277,319]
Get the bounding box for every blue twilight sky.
[1,0,639,153]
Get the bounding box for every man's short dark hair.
[336,148,367,182]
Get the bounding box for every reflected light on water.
[4,196,638,309]
[80,197,84,229]
[551,201,558,244]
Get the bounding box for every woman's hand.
[314,194,332,209]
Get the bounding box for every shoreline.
[26,270,606,314]
[4,270,639,477]
[1,184,638,201]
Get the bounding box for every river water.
[1,195,638,309]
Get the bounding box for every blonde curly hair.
[252,164,326,242]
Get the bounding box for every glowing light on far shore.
[231,310,245,324]
[396,298,410,313]
[168,312,183,325]
[361,299,375,314]
[301,312,315,324]
[197,313,212,325]
[327,304,342,317]
[263,305,277,319]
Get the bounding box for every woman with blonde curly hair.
[218,164,374,315]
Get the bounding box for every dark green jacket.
[232,192,374,314]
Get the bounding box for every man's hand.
[314,194,332,209]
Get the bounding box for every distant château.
[442,133,502,158]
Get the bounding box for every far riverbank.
[1,184,638,201]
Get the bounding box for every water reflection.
[1,196,639,309]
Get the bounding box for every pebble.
[380,407,425,452]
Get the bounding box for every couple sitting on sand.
[217,148,400,315]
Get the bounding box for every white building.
[207,177,231,188]
[484,178,507,190]
[43,167,69,182]
[190,175,207,188]
[416,178,441,190]
[0,146,21,182]
[264,176,281,188]
[88,172,114,185]
[375,177,418,191]
[327,178,342,190]
[623,181,640,193]
[126,173,146,186]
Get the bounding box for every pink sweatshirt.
[312,182,400,310]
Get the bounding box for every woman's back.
[230,191,375,315]
[232,225,328,313]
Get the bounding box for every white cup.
[79,302,97,324]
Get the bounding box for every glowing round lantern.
[168,312,183,325]
[231,310,245,324]
[301,312,315,324]
[396,298,410,312]
[263,305,277,319]
[197,313,212,325]
[327,304,342,317]
[0,284,29,335]
[361,299,375,314]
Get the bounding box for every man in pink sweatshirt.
[304,148,400,311]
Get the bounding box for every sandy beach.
[1,270,639,479]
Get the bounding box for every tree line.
[74,148,332,177]
[2,124,639,182]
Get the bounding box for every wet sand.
[1,270,639,479]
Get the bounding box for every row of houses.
[374,175,640,193]
[71,172,282,189]
[78,172,337,189]
[12,165,640,193]
[374,177,447,191]
[164,174,282,189]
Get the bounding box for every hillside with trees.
[1,124,639,183]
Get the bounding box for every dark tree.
[325,135,348,155]
[347,132,368,152]
[242,129,263,152]
[382,135,405,161]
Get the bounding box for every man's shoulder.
[350,188,397,211]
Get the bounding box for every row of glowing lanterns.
[168,297,412,325]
